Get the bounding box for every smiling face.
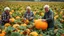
[27,9,30,13]
[45,7,49,12]
[5,10,10,13]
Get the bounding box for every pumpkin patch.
[0,2,64,36]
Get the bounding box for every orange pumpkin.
[16,16,20,19]
[29,31,38,36]
[40,12,44,16]
[21,23,27,27]
[11,10,14,12]
[34,19,48,30]
[22,19,29,24]
[0,31,6,36]
[0,33,5,36]
[13,24,20,28]
[5,23,11,27]
[9,12,13,15]
[9,18,15,22]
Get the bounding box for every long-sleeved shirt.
[1,12,10,22]
[24,11,34,21]
[42,10,54,28]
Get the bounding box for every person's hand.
[29,17,33,20]
[42,19,46,21]
[24,18,27,20]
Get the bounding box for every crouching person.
[42,5,54,29]
[23,6,34,22]
[1,7,10,26]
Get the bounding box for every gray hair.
[44,5,49,9]
[4,7,10,11]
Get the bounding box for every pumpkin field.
[0,2,64,36]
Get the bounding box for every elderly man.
[1,7,10,25]
[24,6,34,21]
[42,5,54,29]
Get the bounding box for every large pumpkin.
[34,19,48,30]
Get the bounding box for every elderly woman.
[1,7,10,25]
[42,5,54,29]
[24,6,34,21]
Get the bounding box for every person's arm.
[46,12,54,22]
[29,12,34,20]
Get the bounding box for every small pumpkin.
[29,31,38,36]
[22,19,29,24]
[9,18,15,22]
[16,16,20,19]
[11,10,14,12]
[39,12,44,16]
[25,29,31,34]
[21,23,27,27]
[9,12,13,15]
[4,23,11,27]
[13,24,20,29]
[0,29,6,36]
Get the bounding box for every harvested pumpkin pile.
[0,2,64,36]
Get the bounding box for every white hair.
[26,6,31,10]
[44,5,49,9]
[4,7,10,11]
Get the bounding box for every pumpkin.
[21,23,27,27]
[22,19,29,24]
[13,24,20,29]
[16,16,20,19]
[25,29,31,34]
[29,31,38,36]
[0,33,5,36]
[4,23,11,27]
[9,12,13,15]
[39,12,44,16]
[34,19,48,30]
[9,18,15,22]
[11,10,14,12]
[0,30,6,36]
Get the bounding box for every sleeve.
[31,12,34,18]
[7,14,11,20]
[46,12,54,22]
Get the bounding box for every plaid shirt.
[24,11,34,20]
[1,12,10,22]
